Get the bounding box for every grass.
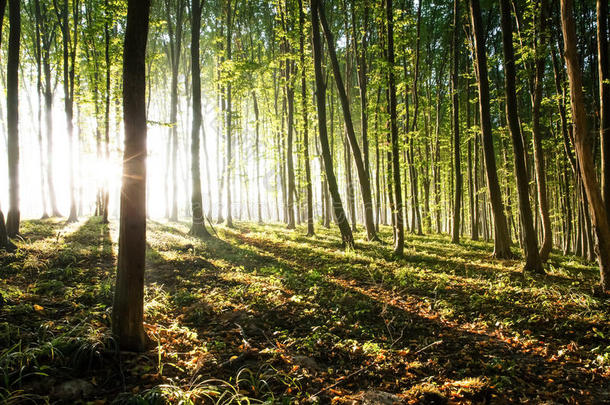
[0,217,608,403]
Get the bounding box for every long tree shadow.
[141,221,609,402]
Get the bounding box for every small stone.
[361,390,403,405]
[53,379,94,401]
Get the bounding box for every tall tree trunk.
[530,0,552,261]
[253,91,263,224]
[499,0,544,273]
[190,0,210,237]
[386,0,404,254]
[469,0,513,258]
[33,2,49,219]
[57,0,79,223]
[298,0,314,236]
[451,0,462,243]
[561,0,610,291]
[102,0,111,223]
[599,0,610,214]
[0,0,11,248]
[112,0,151,352]
[318,3,378,241]
[166,0,185,222]
[5,0,20,237]
[561,0,610,292]
[311,0,354,248]
[225,0,233,227]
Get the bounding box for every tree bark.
[469,0,513,258]
[225,0,233,227]
[451,0,462,243]
[386,0,404,255]
[311,0,354,248]
[561,0,610,292]
[530,0,552,261]
[6,0,20,237]
[499,0,544,273]
[166,0,185,222]
[112,0,152,352]
[318,3,378,241]
[190,0,210,237]
[298,0,314,236]
[598,0,610,214]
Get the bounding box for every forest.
[0,0,609,403]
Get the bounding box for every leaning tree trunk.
[189,0,210,237]
[561,0,610,292]
[386,0,404,255]
[6,0,20,237]
[499,0,544,274]
[469,0,513,259]
[451,0,462,244]
[112,0,151,352]
[318,3,378,241]
[311,0,354,248]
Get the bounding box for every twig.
[205,215,220,238]
[414,339,443,355]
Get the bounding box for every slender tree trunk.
[469,0,513,258]
[451,0,462,243]
[561,0,610,291]
[190,0,210,237]
[386,0,404,255]
[500,0,544,273]
[57,0,79,223]
[252,91,263,224]
[166,0,184,222]
[5,0,20,237]
[530,0,552,261]
[112,0,151,352]
[598,0,610,214]
[311,0,354,248]
[319,3,378,241]
[33,5,49,219]
[225,0,233,227]
[102,1,111,223]
[297,0,314,236]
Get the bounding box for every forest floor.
[0,217,609,404]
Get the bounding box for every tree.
[499,0,543,273]
[318,2,378,241]
[468,0,513,259]
[599,0,610,214]
[561,0,610,292]
[112,0,152,351]
[190,0,211,238]
[529,0,552,261]
[386,0,404,255]
[34,0,62,218]
[5,0,20,237]
[0,0,14,251]
[55,0,80,223]
[298,0,314,236]
[225,0,234,227]
[451,0,461,244]
[311,0,354,248]
[165,0,186,222]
